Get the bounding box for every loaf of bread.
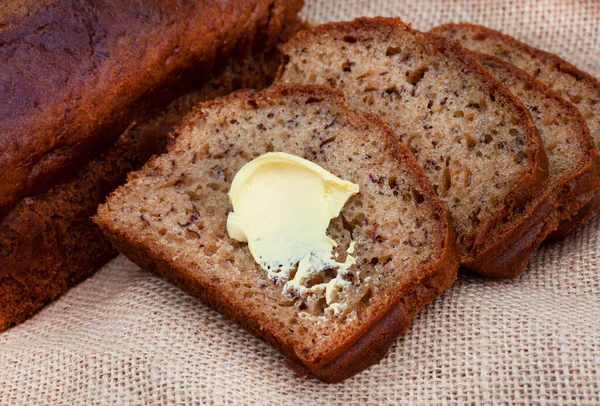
[431,23,600,239]
[94,85,459,382]
[0,0,303,220]
[0,1,304,332]
[277,17,550,277]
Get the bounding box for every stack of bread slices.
[96,18,600,381]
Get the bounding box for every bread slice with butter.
[430,22,600,239]
[277,17,550,277]
[94,85,459,382]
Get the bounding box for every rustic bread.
[431,23,600,239]
[0,0,304,220]
[277,17,549,277]
[468,52,600,246]
[0,14,305,332]
[94,85,459,382]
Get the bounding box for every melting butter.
[227,152,359,310]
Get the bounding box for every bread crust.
[95,85,459,382]
[431,22,600,239]
[462,193,555,278]
[0,10,305,332]
[546,156,600,240]
[278,18,550,278]
[548,190,600,240]
[0,0,304,220]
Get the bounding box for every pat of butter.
[227,152,359,307]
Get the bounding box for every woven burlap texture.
[1,0,599,404]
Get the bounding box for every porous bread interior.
[434,24,600,152]
[475,54,589,192]
[278,23,539,256]
[99,87,447,363]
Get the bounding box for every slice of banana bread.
[469,52,600,245]
[94,85,459,382]
[431,23,600,239]
[277,17,549,277]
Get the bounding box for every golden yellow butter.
[227,152,359,311]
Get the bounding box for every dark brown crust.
[0,12,305,332]
[546,156,600,240]
[467,167,600,277]
[462,193,555,278]
[548,190,600,240]
[431,22,600,239]
[95,85,460,382]
[278,17,549,278]
[0,0,304,220]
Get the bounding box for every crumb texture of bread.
[431,22,600,237]
[0,0,304,220]
[0,16,302,333]
[277,17,548,271]
[95,85,458,381]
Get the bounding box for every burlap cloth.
[1,1,599,404]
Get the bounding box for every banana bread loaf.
[0,0,303,220]
[0,1,304,332]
